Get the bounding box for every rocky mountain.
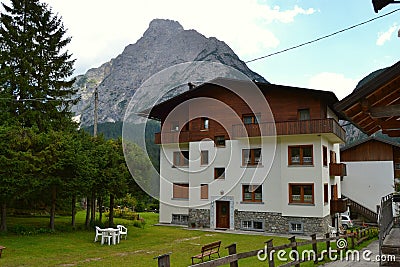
[72,19,267,126]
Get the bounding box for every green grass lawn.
[0,212,377,267]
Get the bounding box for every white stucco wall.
[280,135,337,218]
[159,133,342,225]
[341,161,394,212]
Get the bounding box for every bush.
[132,218,146,229]
[135,202,145,212]
[104,209,139,220]
[9,224,54,235]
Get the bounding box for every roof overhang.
[334,61,400,137]
[139,77,342,121]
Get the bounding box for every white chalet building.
[144,78,348,235]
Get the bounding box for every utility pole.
[93,87,98,137]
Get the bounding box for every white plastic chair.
[117,225,128,240]
[111,228,120,244]
[94,226,103,242]
[328,225,337,237]
[101,231,112,245]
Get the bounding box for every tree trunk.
[98,197,103,222]
[50,186,56,230]
[71,195,76,228]
[85,196,91,228]
[90,191,96,225]
[90,191,96,224]
[109,194,115,227]
[0,202,7,232]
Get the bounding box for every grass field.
[0,212,377,267]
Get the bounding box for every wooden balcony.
[155,131,190,144]
[232,118,346,143]
[329,163,347,177]
[330,198,348,214]
[155,119,346,144]
[155,130,223,144]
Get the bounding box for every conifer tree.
[0,0,78,131]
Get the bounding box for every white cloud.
[34,0,316,75]
[308,72,358,100]
[376,24,398,46]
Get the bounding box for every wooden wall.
[155,83,336,144]
[341,140,394,162]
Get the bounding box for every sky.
[7,0,400,100]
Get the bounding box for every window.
[215,135,225,147]
[171,121,179,132]
[214,168,225,179]
[243,113,260,124]
[298,109,310,120]
[241,220,263,231]
[173,151,189,167]
[289,222,304,233]
[201,117,209,130]
[289,183,314,204]
[323,146,328,167]
[172,214,188,225]
[395,163,400,170]
[331,184,338,200]
[242,148,262,166]
[201,150,209,165]
[173,183,189,199]
[330,150,336,164]
[324,183,329,204]
[242,185,262,202]
[200,184,208,199]
[288,145,313,165]
[242,220,252,229]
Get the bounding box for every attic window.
[298,109,310,121]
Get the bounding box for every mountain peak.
[72,19,267,126]
[144,19,184,37]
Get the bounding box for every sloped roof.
[341,136,400,151]
[139,77,341,121]
[334,61,400,136]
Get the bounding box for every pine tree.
[0,0,78,131]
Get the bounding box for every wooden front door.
[216,201,230,229]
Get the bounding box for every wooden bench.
[191,241,221,264]
[0,246,5,258]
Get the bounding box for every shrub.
[104,209,139,220]
[132,218,146,229]
[9,224,54,235]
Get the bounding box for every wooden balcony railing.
[154,130,222,144]
[329,163,347,177]
[232,118,346,142]
[155,119,346,144]
[155,131,190,144]
[330,198,348,214]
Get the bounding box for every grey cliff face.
[72,19,267,126]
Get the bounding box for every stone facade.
[234,210,331,235]
[188,208,210,228]
[189,208,331,235]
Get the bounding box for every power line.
[245,8,400,64]
[0,98,77,102]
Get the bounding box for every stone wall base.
[188,208,331,235]
[234,210,331,235]
[188,208,210,228]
